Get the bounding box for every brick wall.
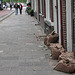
[61,0,67,49]
[44,0,46,18]
[50,0,54,22]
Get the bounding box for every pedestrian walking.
[19,3,22,14]
[14,2,18,15]
[10,3,12,10]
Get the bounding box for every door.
[72,0,75,51]
[44,0,46,18]
[50,0,54,22]
[56,0,59,33]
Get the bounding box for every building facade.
[31,0,75,52]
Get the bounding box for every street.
[0,8,14,19]
[0,9,74,75]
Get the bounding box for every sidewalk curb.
[0,11,14,22]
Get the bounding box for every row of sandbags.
[44,31,75,73]
[54,52,75,73]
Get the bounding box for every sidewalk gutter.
[0,11,14,22]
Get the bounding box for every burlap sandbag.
[59,52,75,61]
[49,43,65,59]
[51,48,61,59]
[49,43,63,50]
[44,31,54,45]
[44,36,51,46]
[54,59,75,73]
[44,31,59,46]
[51,47,65,59]
[48,34,59,43]
[44,34,53,46]
[44,37,48,45]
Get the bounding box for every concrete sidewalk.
[0,9,74,75]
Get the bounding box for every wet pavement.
[0,9,74,75]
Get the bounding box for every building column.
[34,0,36,12]
[58,0,61,44]
[40,0,42,14]
[53,0,57,33]
[66,0,72,51]
[31,0,34,9]
[45,0,50,20]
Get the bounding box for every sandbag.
[44,31,59,46]
[59,52,75,61]
[51,48,61,59]
[44,37,48,45]
[54,60,75,73]
[49,43,63,49]
[48,34,59,43]
[51,47,65,59]
[50,30,55,35]
[49,43,65,59]
[44,37,50,46]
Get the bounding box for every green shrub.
[26,6,31,13]
[27,7,31,10]
[30,9,34,16]
[28,9,34,16]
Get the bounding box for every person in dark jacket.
[14,2,18,15]
[10,2,12,10]
[19,3,22,14]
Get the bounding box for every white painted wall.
[66,0,72,51]
[31,0,34,9]
[40,0,42,14]
[53,0,57,33]
[58,0,61,44]
[34,0,37,12]
[45,0,50,20]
